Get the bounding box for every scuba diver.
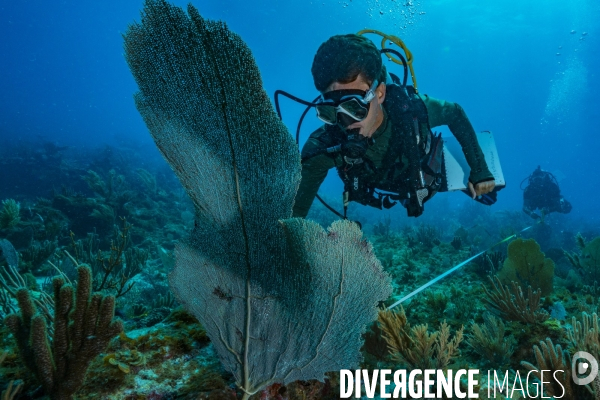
[521,166,572,220]
[276,33,497,219]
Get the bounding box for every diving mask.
[315,79,379,126]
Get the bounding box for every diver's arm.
[522,204,540,219]
[559,198,572,214]
[420,94,494,185]
[292,135,336,218]
[548,198,569,214]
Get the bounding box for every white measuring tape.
[387,225,534,310]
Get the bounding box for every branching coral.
[82,170,110,198]
[520,338,594,399]
[82,169,126,201]
[67,218,141,297]
[373,214,392,238]
[450,235,462,250]
[136,168,157,195]
[1,379,23,400]
[566,234,600,283]
[409,224,440,249]
[424,290,449,319]
[0,287,15,316]
[4,265,123,399]
[21,239,58,272]
[0,239,54,327]
[466,313,515,368]
[362,320,392,362]
[128,303,149,319]
[567,312,600,360]
[0,199,20,229]
[124,247,149,277]
[152,291,176,309]
[449,284,475,320]
[0,351,23,400]
[482,275,549,324]
[484,251,505,275]
[379,307,464,370]
[89,203,116,226]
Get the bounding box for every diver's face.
[325,74,386,138]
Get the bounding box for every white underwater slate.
[443,131,505,191]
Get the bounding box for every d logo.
[572,351,598,386]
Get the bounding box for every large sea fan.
[123,1,391,397]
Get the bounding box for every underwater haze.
[1,0,598,217]
[1,0,600,399]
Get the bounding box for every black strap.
[315,194,345,219]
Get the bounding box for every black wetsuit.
[522,166,572,219]
[293,93,493,218]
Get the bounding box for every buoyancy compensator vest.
[331,73,444,217]
[273,30,443,219]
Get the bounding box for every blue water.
[1,0,598,221]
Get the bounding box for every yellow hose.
[357,29,418,92]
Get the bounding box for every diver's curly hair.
[311,34,385,92]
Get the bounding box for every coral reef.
[136,168,157,195]
[82,169,126,203]
[52,194,115,237]
[0,104,202,399]
[2,130,595,399]
[0,125,597,399]
[0,2,598,399]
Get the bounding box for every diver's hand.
[468,179,496,199]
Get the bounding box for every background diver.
[288,34,497,219]
[521,165,572,220]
